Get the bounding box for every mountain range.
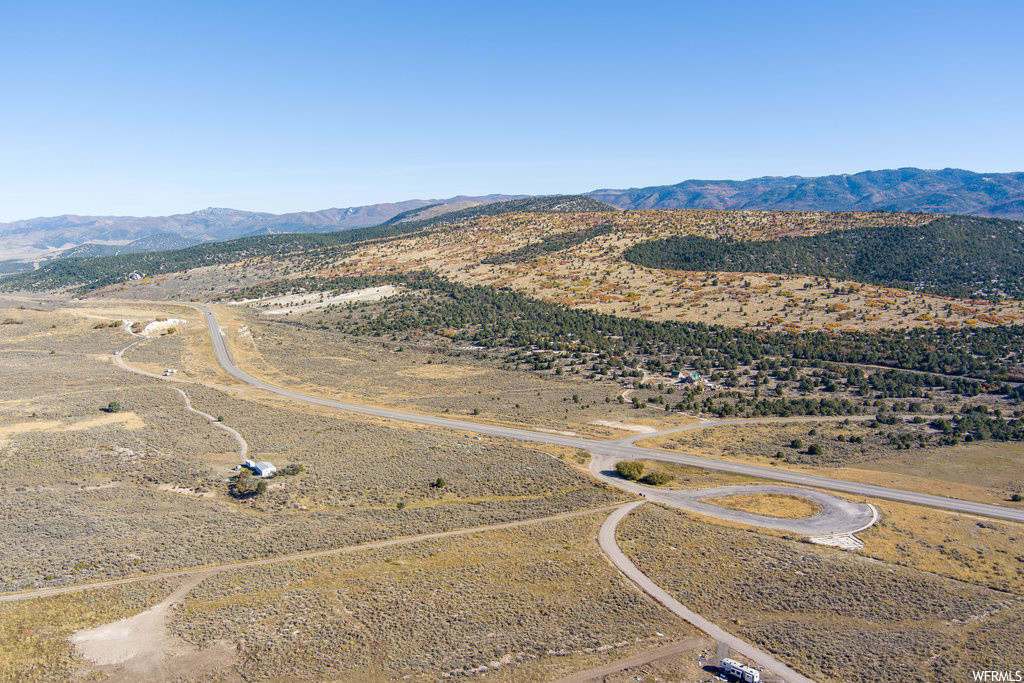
[590,168,1024,217]
[0,195,521,266]
[2,168,1022,269]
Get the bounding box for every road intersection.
[197,304,1024,524]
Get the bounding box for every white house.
[242,459,277,478]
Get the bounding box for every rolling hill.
[624,215,1024,299]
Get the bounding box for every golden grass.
[0,412,145,447]
[397,365,488,381]
[171,514,695,680]
[858,499,1024,595]
[640,421,1024,506]
[700,493,822,519]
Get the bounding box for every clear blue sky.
[1,1,1021,220]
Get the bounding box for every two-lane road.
[197,305,1024,524]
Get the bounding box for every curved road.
[598,502,815,683]
[115,337,248,458]
[196,304,1024,524]
[589,453,876,536]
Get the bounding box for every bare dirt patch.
[591,420,658,434]
[71,572,233,680]
[252,284,400,315]
[0,580,176,680]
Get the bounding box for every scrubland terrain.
[171,514,693,681]
[0,300,624,595]
[0,580,178,680]
[2,203,1023,681]
[93,208,1024,334]
[620,504,1024,683]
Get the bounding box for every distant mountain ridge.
[589,168,1024,219]
[4,167,1023,269]
[0,195,614,292]
[0,195,521,264]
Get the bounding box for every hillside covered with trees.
[624,215,1024,299]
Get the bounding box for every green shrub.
[807,443,824,456]
[640,472,673,486]
[615,461,645,481]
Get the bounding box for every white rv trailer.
[720,657,761,683]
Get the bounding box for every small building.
[242,459,277,478]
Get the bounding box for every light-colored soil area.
[245,284,400,315]
[591,419,658,433]
[619,504,1024,683]
[0,580,176,679]
[171,513,696,681]
[70,572,233,680]
[139,318,185,336]
[701,493,823,519]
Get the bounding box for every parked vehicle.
[720,657,761,683]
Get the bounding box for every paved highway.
[197,304,1024,524]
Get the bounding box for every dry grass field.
[702,493,823,519]
[858,500,1024,594]
[619,504,1024,683]
[641,420,1024,507]
[3,198,1023,682]
[170,513,695,681]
